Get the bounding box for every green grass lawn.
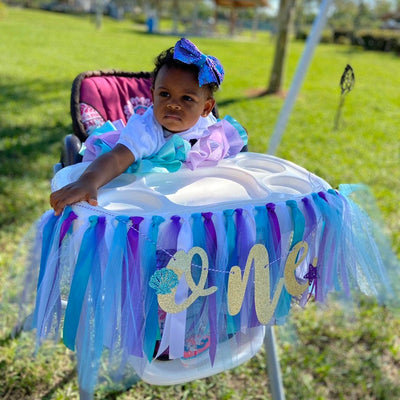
[0,7,399,399]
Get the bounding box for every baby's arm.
[50,144,135,215]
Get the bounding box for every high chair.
[50,69,266,397]
[32,68,388,400]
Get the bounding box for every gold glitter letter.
[157,247,217,314]
[227,244,284,324]
[284,241,309,296]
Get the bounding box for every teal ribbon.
[319,191,344,292]
[254,204,275,298]
[33,211,60,334]
[129,135,191,174]
[86,131,191,174]
[34,209,77,335]
[102,216,130,351]
[63,215,106,351]
[36,212,61,292]
[223,115,248,146]
[274,200,306,321]
[79,120,118,156]
[143,215,165,361]
[287,200,305,248]
[223,209,240,335]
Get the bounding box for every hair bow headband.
[173,38,224,87]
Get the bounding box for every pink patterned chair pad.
[71,71,153,141]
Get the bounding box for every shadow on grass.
[41,368,77,400]
[217,88,286,108]
[0,74,71,117]
[0,75,71,177]
[0,123,65,176]
[0,75,71,228]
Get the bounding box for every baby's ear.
[151,87,155,102]
[202,98,216,117]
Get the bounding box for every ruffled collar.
[162,112,217,140]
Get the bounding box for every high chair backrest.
[70,70,153,142]
[60,69,226,169]
[70,69,221,143]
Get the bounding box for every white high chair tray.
[52,152,331,216]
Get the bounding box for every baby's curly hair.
[152,47,218,97]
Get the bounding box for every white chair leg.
[264,326,285,400]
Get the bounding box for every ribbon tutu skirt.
[14,152,397,398]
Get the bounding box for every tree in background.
[329,0,375,31]
[374,0,395,17]
[265,0,296,94]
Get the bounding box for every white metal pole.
[265,1,334,398]
[265,326,286,400]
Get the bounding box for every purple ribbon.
[235,208,248,267]
[202,212,218,364]
[170,215,182,250]
[174,38,224,87]
[235,208,258,328]
[302,195,317,240]
[202,212,217,258]
[123,216,144,357]
[266,203,281,253]
[301,195,319,302]
[266,202,282,322]
[59,208,78,245]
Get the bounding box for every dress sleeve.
[117,107,165,161]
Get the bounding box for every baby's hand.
[49,144,135,215]
[50,181,98,216]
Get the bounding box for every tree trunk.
[172,0,180,34]
[266,0,296,94]
[192,0,200,34]
[95,0,103,29]
[229,6,238,36]
[252,6,260,37]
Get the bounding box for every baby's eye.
[183,95,193,102]
[159,91,170,98]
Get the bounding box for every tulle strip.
[19,187,398,394]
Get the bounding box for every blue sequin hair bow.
[173,38,224,87]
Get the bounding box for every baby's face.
[151,66,215,133]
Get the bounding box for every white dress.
[117,105,217,161]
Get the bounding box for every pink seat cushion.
[79,75,153,126]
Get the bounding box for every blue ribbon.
[34,209,77,336]
[63,215,106,351]
[254,205,274,298]
[143,215,165,361]
[223,209,240,335]
[174,38,224,87]
[36,212,61,293]
[202,212,218,364]
[102,216,130,353]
